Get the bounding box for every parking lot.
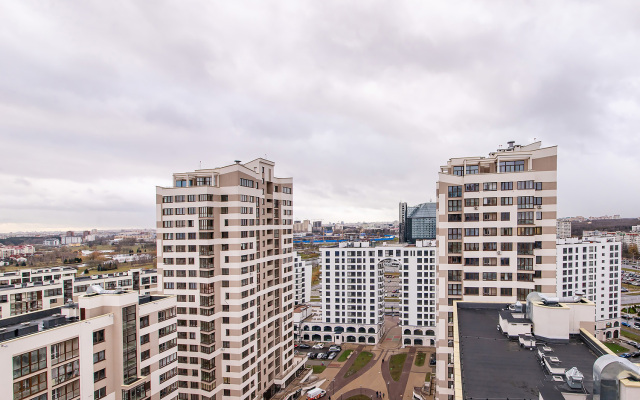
[294,343,345,364]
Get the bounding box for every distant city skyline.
[3,2,640,231]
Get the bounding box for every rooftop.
[457,303,600,400]
[0,306,76,343]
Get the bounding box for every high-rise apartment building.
[156,159,305,400]
[556,236,621,340]
[435,141,558,399]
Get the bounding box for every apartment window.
[501,182,513,190]
[240,178,254,188]
[501,242,513,251]
[93,330,105,344]
[482,242,497,251]
[483,182,497,191]
[482,287,497,296]
[448,200,462,212]
[500,273,513,281]
[196,177,212,186]
[162,196,173,203]
[517,180,535,190]
[187,195,196,202]
[448,228,462,240]
[448,256,462,264]
[465,183,479,192]
[465,198,479,207]
[482,272,497,281]
[448,284,462,295]
[51,338,79,366]
[448,242,462,254]
[500,227,513,236]
[500,257,510,266]
[465,228,479,236]
[465,272,479,280]
[465,213,479,221]
[93,350,106,364]
[499,160,525,172]
[517,196,542,209]
[483,257,497,266]
[501,212,510,221]
[464,258,479,266]
[501,197,513,206]
[465,287,479,295]
[448,186,462,198]
[13,372,47,400]
[95,387,107,400]
[483,197,497,206]
[453,166,464,176]
[13,348,47,379]
[94,368,106,382]
[140,316,149,328]
[517,227,542,236]
[464,243,479,251]
[517,211,534,225]
[483,227,497,236]
[175,180,187,188]
[483,212,497,221]
[448,270,462,281]
[448,214,462,222]
[52,381,80,400]
[466,165,479,175]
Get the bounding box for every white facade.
[392,240,438,346]
[557,220,572,239]
[556,237,621,340]
[293,253,312,305]
[319,242,385,344]
[61,236,83,245]
[43,238,60,246]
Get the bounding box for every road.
[622,295,640,305]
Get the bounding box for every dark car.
[631,352,640,358]
[299,344,311,349]
[429,355,436,366]
[308,352,317,359]
[620,353,632,358]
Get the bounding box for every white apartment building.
[0,288,178,400]
[0,244,35,258]
[393,240,438,346]
[0,267,159,318]
[319,242,385,344]
[156,159,305,400]
[557,219,572,239]
[557,236,621,340]
[435,141,558,400]
[293,253,311,305]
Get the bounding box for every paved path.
[381,347,416,400]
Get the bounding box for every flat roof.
[0,307,75,343]
[457,303,598,400]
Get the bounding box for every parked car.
[628,341,638,348]
[327,352,337,360]
[298,344,311,349]
[317,352,327,359]
[308,352,317,359]
[622,322,630,327]
[631,352,640,358]
[328,345,341,352]
[312,343,325,349]
[620,353,632,358]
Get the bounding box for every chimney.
[507,141,515,149]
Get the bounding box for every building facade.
[399,202,436,243]
[293,253,311,305]
[557,219,572,239]
[435,141,558,399]
[156,159,305,400]
[556,237,621,340]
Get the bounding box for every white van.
[306,388,326,400]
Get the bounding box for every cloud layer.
[1,1,640,231]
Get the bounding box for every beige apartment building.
[435,141,558,399]
[0,287,178,400]
[156,159,305,400]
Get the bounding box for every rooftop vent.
[234,160,241,164]
[508,140,515,148]
[565,367,584,389]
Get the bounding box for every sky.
[1,1,640,232]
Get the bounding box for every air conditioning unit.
[497,251,501,255]
[474,206,478,210]
[537,205,542,209]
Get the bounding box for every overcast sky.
[1,1,640,232]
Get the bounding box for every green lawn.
[312,365,326,374]
[337,349,353,362]
[425,372,432,382]
[344,352,373,378]
[621,330,640,342]
[414,352,426,366]
[389,353,408,381]
[604,342,628,354]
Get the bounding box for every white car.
[312,343,325,349]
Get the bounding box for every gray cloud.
[1,1,640,231]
